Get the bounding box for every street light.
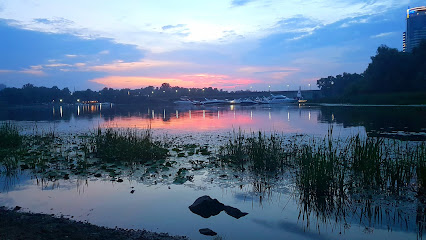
[268,85,271,92]
[308,84,311,90]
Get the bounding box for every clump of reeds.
[220,128,426,229]
[219,129,288,173]
[94,127,168,163]
[0,122,22,149]
[0,122,22,174]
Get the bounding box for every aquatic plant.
[0,123,22,173]
[219,129,288,173]
[94,127,168,163]
[219,128,426,234]
[0,122,22,149]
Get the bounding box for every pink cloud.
[88,60,194,72]
[0,69,46,76]
[89,74,260,89]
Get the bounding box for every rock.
[117,179,123,183]
[189,196,224,218]
[223,206,248,219]
[130,190,135,194]
[189,195,249,219]
[94,173,102,177]
[199,228,217,236]
[13,206,21,211]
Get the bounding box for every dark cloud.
[231,0,254,7]
[0,19,145,89]
[33,17,74,26]
[276,15,319,29]
[162,24,186,31]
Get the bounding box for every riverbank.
[0,207,187,240]
[313,91,426,105]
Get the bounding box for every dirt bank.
[0,207,188,240]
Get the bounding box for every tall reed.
[94,127,168,163]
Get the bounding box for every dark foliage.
[317,40,426,99]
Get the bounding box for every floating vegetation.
[1,124,425,237]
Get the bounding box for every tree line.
[317,40,426,101]
[0,82,251,105]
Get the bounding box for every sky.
[0,0,424,91]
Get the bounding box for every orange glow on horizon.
[89,74,260,89]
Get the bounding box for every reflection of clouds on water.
[2,104,426,140]
[252,219,330,240]
[0,194,17,207]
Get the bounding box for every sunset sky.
[0,0,423,91]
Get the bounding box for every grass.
[219,129,425,195]
[0,122,22,149]
[94,127,169,163]
[0,122,23,173]
[219,128,426,231]
[219,129,289,173]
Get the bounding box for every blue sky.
[0,0,424,91]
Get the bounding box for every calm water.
[1,103,426,240]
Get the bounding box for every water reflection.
[2,104,425,139]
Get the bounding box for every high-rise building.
[403,32,406,52]
[405,6,426,52]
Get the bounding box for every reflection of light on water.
[287,112,290,122]
[269,112,271,120]
[52,107,55,116]
[77,106,80,116]
[308,111,311,121]
[230,105,234,111]
[250,111,253,120]
[163,109,166,119]
[152,110,155,119]
[100,104,102,111]
[189,110,192,119]
[203,110,205,119]
[176,110,179,119]
[60,106,63,118]
[218,111,220,119]
[332,113,335,121]
[234,110,236,119]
